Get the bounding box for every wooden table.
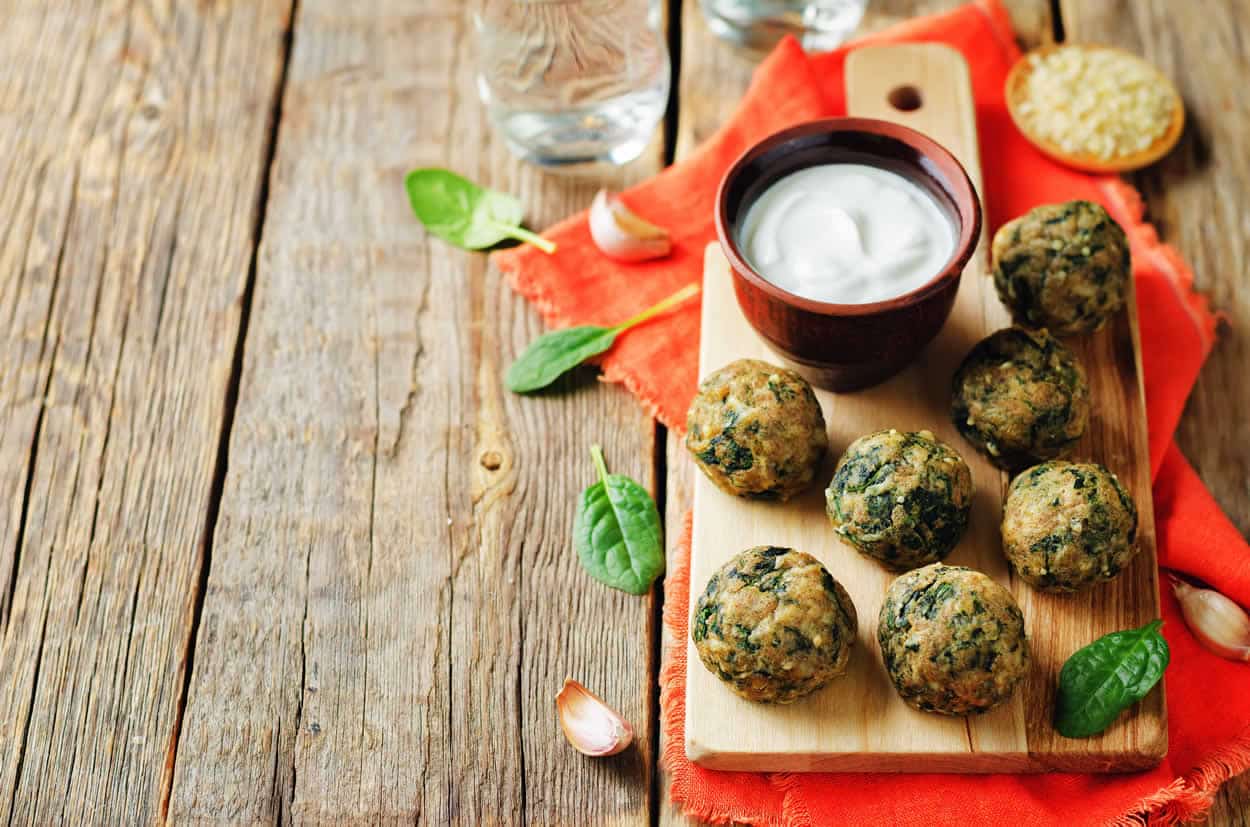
[0,1,1244,824]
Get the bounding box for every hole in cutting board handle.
[887,85,923,112]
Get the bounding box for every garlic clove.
[589,190,672,262]
[555,678,635,756]
[1172,578,1250,662]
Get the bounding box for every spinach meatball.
[686,359,828,501]
[1002,461,1139,593]
[692,546,857,704]
[826,429,973,571]
[951,327,1090,471]
[878,564,1030,716]
[992,200,1131,335]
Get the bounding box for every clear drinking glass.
[475,0,671,168]
[701,0,868,52]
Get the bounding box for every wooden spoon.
[1005,43,1184,173]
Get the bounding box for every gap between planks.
[159,1,303,822]
[649,2,686,823]
[0,1,297,822]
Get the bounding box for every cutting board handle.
[845,43,985,203]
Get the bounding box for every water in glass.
[475,0,671,167]
[701,0,867,52]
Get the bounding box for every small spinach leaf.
[506,326,620,393]
[1055,619,1169,738]
[405,168,555,254]
[506,283,698,393]
[573,445,663,595]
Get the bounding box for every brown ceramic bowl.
[715,117,982,392]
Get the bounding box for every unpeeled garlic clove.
[589,190,672,262]
[555,678,635,756]
[1172,577,1250,662]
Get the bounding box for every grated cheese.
[1016,47,1176,161]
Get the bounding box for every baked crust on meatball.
[951,327,1090,471]
[826,429,973,571]
[1002,461,1139,593]
[686,359,828,501]
[692,546,858,704]
[878,564,1030,716]
[992,200,1130,336]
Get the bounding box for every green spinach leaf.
[506,326,621,393]
[405,168,555,254]
[573,445,663,595]
[506,283,698,393]
[1055,619,1170,738]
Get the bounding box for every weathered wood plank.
[170,0,664,823]
[1209,770,1250,827]
[0,0,292,823]
[1062,1,1250,821]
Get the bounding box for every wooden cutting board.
[684,43,1166,773]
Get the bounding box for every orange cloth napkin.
[494,2,1249,824]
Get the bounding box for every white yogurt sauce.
[739,164,956,304]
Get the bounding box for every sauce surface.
[739,163,956,305]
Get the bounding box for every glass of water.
[701,0,867,52]
[475,0,671,168]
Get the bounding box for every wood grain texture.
[1209,770,1250,827]
[0,1,292,823]
[169,0,665,823]
[0,0,1243,822]
[1059,0,1250,818]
